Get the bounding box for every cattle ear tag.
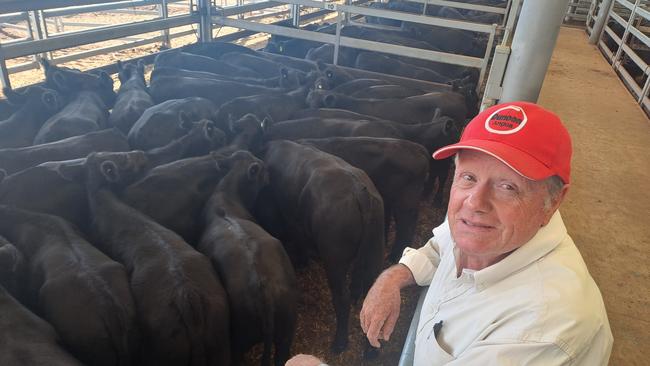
[100,161,120,183]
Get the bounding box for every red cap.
[432,101,572,184]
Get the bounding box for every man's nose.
[465,184,492,213]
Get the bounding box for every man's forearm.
[378,263,417,289]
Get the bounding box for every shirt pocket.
[414,329,456,366]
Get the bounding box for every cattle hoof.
[330,338,348,354]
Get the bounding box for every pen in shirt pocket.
[428,320,444,340]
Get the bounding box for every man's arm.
[360,264,416,348]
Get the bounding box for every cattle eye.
[326,71,333,78]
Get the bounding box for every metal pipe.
[500,0,571,103]
[589,0,615,44]
[198,0,212,42]
[159,0,171,48]
[290,4,301,27]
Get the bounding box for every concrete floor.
[538,27,650,366]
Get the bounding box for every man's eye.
[500,183,516,191]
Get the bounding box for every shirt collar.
[450,210,568,289]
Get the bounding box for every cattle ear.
[247,162,261,180]
[323,94,336,108]
[316,60,326,72]
[432,108,442,121]
[52,71,70,92]
[3,87,26,105]
[260,116,272,131]
[99,71,114,88]
[42,91,57,109]
[137,60,145,75]
[179,111,193,131]
[100,160,120,183]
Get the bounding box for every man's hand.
[360,264,416,348]
[285,354,323,366]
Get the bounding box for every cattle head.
[316,61,354,88]
[0,234,26,298]
[3,86,62,115]
[306,89,338,109]
[229,113,265,152]
[45,63,117,108]
[117,60,146,85]
[279,68,311,90]
[212,150,269,207]
[313,76,333,91]
[82,151,149,191]
[178,116,227,155]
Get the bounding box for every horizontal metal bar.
[214,17,484,67]
[599,39,615,62]
[635,5,650,20]
[51,29,196,65]
[0,0,128,13]
[0,22,29,31]
[614,0,635,12]
[276,0,494,33]
[43,0,163,17]
[399,0,507,15]
[627,24,650,49]
[218,1,284,16]
[245,9,290,21]
[604,24,623,46]
[619,43,649,72]
[0,12,28,23]
[6,60,39,73]
[609,11,628,28]
[616,63,643,96]
[1,15,197,59]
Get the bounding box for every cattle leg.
[273,306,296,366]
[390,208,419,263]
[324,263,351,353]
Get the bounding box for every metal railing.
[595,0,650,114]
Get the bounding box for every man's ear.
[541,184,570,227]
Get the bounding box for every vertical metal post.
[477,24,498,95]
[198,0,213,42]
[0,44,11,89]
[237,0,244,20]
[500,0,571,103]
[502,0,522,45]
[589,0,614,44]
[612,0,639,69]
[291,4,301,27]
[28,10,48,64]
[158,0,172,48]
[333,11,342,65]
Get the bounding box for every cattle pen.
[0,0,648,366]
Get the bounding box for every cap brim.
[432,139,555,181]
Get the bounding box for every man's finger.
[366,316,385,348]
[382,310,400,342]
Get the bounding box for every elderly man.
[287,102,613,365]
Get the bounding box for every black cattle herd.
[0,1,506,365]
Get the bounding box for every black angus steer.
[108,60,155,134]
[151,66,309,90]
[355,52,454,84]
[261,140,384,353]
[306,88,468,124]
[154,50,260,77]
[149,75,282,106]
[0,128,129,175]
[0,86,61,148]
[349,84,426,99]
[81,151,231,366]
[0,284,84,366]
[122,154,228,245]
[289,108,383,121]
[199,151,297,366]
[0,206,140,366]
[298,137,430,261]
[144,118,227,167]
[0,159,88,229]
[264,115,461,205]
[127,97,217,150]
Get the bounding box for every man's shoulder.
[493,235,612,361]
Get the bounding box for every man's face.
[448,150,557,263]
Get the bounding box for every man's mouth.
[461,219,494,230]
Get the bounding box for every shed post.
[500,0,571,103]
[588,0,614,44]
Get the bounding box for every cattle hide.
[0,206,140,366]
[82,151,231,366]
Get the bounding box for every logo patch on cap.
[485,105,528,134]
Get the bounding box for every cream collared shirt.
[399,211,613,366]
